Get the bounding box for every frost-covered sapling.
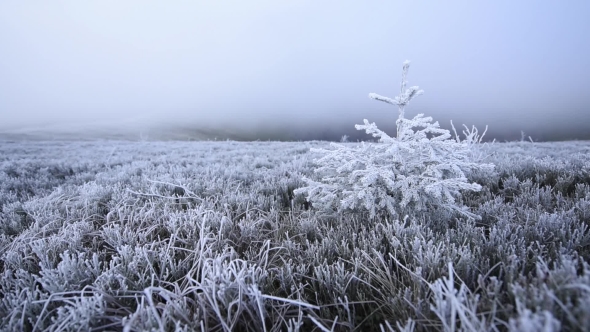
[296,61,495,219]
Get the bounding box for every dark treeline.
[1,119,589,142]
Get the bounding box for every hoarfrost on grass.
[1,139,590,330]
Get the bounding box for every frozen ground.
[1,139,590,331]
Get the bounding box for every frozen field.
[1,139,590,331]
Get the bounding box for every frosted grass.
[1,139,590,331]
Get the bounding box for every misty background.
[1,1,589,142]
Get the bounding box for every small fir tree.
[295,61,494,219]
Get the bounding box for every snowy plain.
[1,139,590,331]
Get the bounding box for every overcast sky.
[1,1,589,140]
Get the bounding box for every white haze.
[1,1,589,141]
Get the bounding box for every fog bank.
[1,1,589,141]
